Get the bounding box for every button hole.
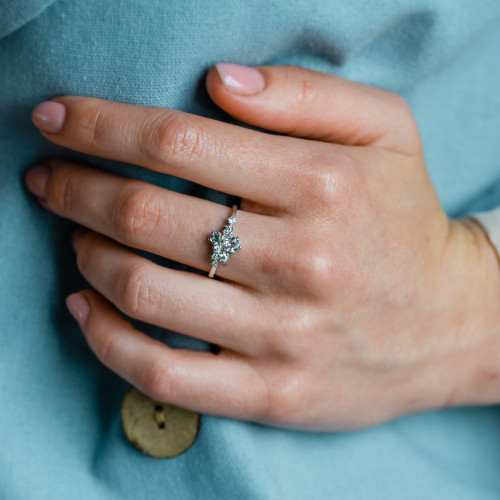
[155,405,166,429]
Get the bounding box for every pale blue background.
[1,1,500,498]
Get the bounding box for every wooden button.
[121,386,200,458]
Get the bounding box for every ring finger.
[26,159,282,285]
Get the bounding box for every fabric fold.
[0,0,58,39]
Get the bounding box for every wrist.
[441,217,500,407]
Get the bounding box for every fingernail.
[25,164,50,199]
[32,101,66,133]
[72,227,87,252]
[215,63,265,95]
[66,293,90,325]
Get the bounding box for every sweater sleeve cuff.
[470,207,500,258]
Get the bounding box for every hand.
[25,63,500,431]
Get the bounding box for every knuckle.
[261,237,336,300]
[75,237,94,275]
[113,188,163,241]
[49,168,79,215]
[298,162,350,210]
[374,91,420,153]
[387,94,419,133]
[80,103,107,151]
[149,114,213,166]
[296,77,318,107]
[118,263,158,318]
[287,241,336,297]
[267,310,318,361]
[264,371,307,424]
[390,93,412,117]
[144,355,175,402]
[94,329,120,367]
[277,76,318,136]
[305,167,336,201]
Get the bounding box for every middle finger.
[33,96,318,209]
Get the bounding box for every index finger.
[32,96,317,209]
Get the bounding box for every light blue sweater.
[1,0,500,498]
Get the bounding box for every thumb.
[206,63,420,155]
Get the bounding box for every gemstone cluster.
[209,214,241,268]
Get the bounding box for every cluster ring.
[208,205,240,278]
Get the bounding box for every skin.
[25,65,500,431]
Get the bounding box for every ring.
[208,205,241,278]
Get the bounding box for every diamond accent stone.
[229,237,240,253]
[209,232,221,244]
[208,210,241,268]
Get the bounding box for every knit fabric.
[1,1,500,498]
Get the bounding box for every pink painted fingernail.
[66,293,90,325]
[25,164,50,199]
[32,101,66,133]
[215,63,265,95]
